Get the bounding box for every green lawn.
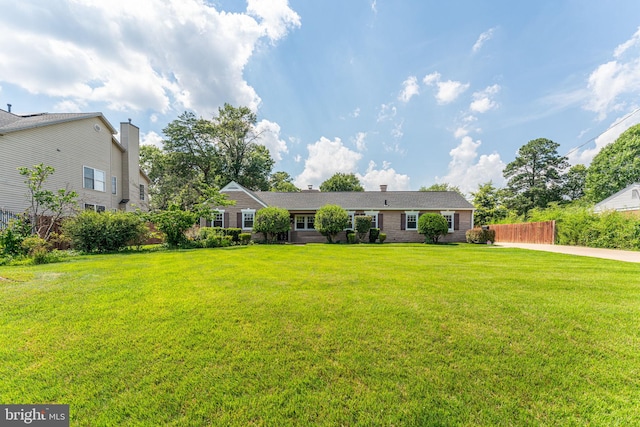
[1,244,639,426]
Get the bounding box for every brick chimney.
[380,184,387,192]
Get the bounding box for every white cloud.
[371,0,378,14]
[469,84,501,113]
[0,0,300,117]
[247,0,301,41]
[423,72,469,104]
[377,103,397,122]
[438,136,506,194]
[351,108,361,118]
[294,137,362,188]
[585,27,640,119]
[353,132,367,151]
[358,161,410,191]
[423,72,441,85]
[254,119,288,162]
[398,76,420,103]
[472,27,496,53]
[140,131,164,148]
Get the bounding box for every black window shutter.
[378,213,383,230]
[224,212,229,228]
[454,213,460,230]
[237,212,242,228]
[400,213,406,230]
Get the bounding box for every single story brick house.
[205,181,475,243]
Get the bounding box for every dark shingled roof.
[0,110,117,135]
[252,190,474,211]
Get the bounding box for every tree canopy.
[470,181,508,226]
[269,171,299,192]
[319,173,364,192]
[140,104,274,210]
[584,123,640,203]
[503,138,568,215]
[419,183,464,196]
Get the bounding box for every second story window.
[83,166,105,192]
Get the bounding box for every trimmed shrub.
[369,228,380,243]
[347,231,357,244]
[224,228,242,243]
[198,227,232,248]
[239,233,252,245]
[64,210,150,253]
[147,206,197,248]
[418,213,449,244]
[254,207,290,243]
[355,215,372,242]
[379,233,387,243]
[466,228,496,244]
[315,204,350,243]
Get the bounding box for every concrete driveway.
[494,242,640,263]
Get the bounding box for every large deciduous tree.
[319,173,364,192]
[142,105,275,210]
[419,183,464,197]
[584,124,640,203]
[269,171,300,192]
[213,104,274,190]
[503,138,568,215]
[470,181,508,226]
[562,164,587,202]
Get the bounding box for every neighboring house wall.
[0,113,149,213]
[594,184,640,214]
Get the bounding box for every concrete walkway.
[494,242,640,263]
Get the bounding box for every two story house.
[0,108,149,215]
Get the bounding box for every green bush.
[347,232,357,244]
[254,207,290,243]
[355,215,372,242]
[0,216,31,257]
[466,228,496,244]
[239,233,252,245]
[64,210,150,253]
[315,204,350,243]
[369,228,380,243]
[224,228,242,243]
[147,206,197,248]
[197,227,232,248]
[379,233,387,243]
[418,213,449,244]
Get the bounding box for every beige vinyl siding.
[0,117,115,212]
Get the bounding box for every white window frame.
[295,214,315,231]
[83,166,106,192]
[440,211,455,233]
[364,211,379,229]
[405,211,419,230]
[111,176,117,195]
[84,203,106,212]
[241,209,255,230]
[212,210,224,228]
[345,211,355,230]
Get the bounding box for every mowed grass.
[1,244,639,426]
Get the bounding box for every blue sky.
[1,1,640,193]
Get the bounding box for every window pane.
[111,177,117,194]
[307,215,315,229]
[244,213,254,228]
[95,170,105,192]
[84,167,94,189]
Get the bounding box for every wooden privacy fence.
[488,221,556,244]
